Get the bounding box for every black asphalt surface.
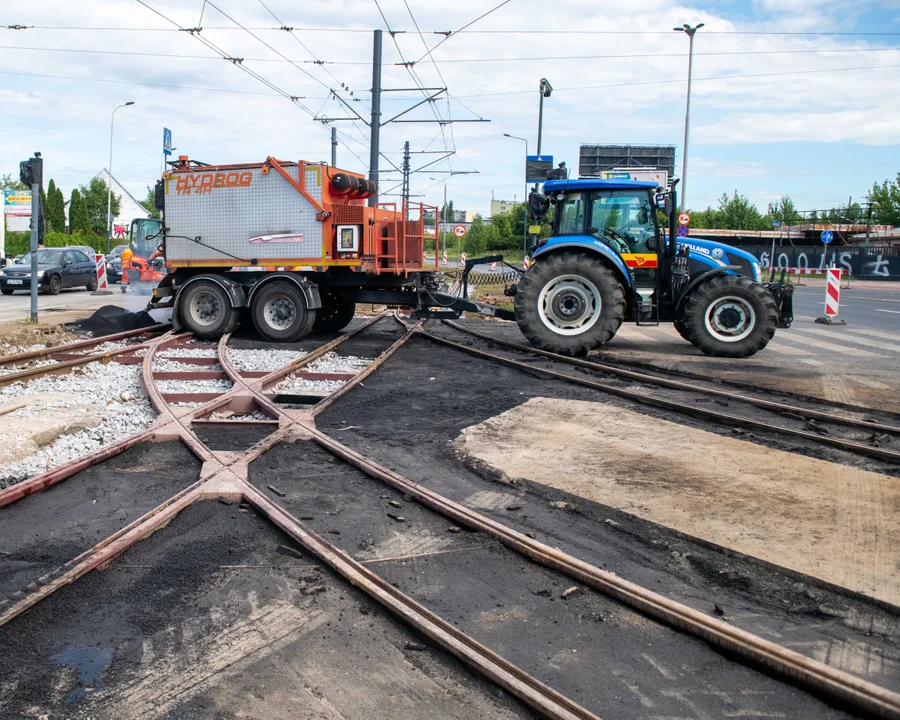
[790,283,900,330]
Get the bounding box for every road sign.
[771,221,781,228]
[163,127,173,156]
[676,225,689,238]
[678,212,690,226]
[821,230,834,244]
[528,225,541,234]
[526,155,553,183]
[454,225,466,238]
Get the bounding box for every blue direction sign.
[821,230,834,244]
[771,221,781,227]
[526,155,553,183]
[163,127,173,156]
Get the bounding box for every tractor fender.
[675,266,740,314]
[246,271,322,310]
[532,238,632,288]
[175,274,248,309]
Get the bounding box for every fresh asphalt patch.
[250,440,865,719]
[0,441,200,602]
[315,333,900,694]
[0,501,536,720]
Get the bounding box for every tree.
[466,214,487,256]
[140,185,161,220]
[46,180,66,232]
[764,196,803,226]
[0,173,26,191]
[440,200,454,225]
[80,177,120,235]
[69,188,91,235]
[870,172,900,227]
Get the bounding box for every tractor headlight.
[752,262,761,281]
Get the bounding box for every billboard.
[579,145,675,182]
[3,189,32,216]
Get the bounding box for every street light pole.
[536,78,552,157]
[106,101,135,253]
[503,133,529,258]
[673,23,703,212]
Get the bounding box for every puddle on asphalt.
[51,645,114,701]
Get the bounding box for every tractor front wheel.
[514,251,625,355]
[681,275,777,357]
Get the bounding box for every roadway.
[0,286,141,325]
[789,279,900,332]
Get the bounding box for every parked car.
[105,244,128,284]
[0,248,98,295]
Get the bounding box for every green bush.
[4,231,109,258]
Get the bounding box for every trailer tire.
[312,302,356,334]
[251,280,315,342]
[681,275,777,358]
[179,280,239,339]
[514,251,625,355]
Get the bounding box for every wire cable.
[414,0,513,64]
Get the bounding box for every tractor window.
[556,195,585,235]
[589,191,656,253]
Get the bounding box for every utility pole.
[674,23,703,212]
[106,101,135,253]
[536,78,552,157]
[19,153,42,323]
[331,126,337,167]
[368,29,383,207]
[864,198,873,254]
[442,181,447,258]
[401,141,411,224]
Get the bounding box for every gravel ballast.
[226,348,306,372]
[271,353,372,395]
[0,361,157,487]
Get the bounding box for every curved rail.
[442,320,900,435]
[413,323,900,464]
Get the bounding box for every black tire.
[514,251,626,355]
[178,280,239,339]
[312,302,356,333]
[681,275,777,358]
[47,274,61,295]
[673,320,691,342]
[86,274,98,291]
[1,288,13,296]
[251,280,316,342]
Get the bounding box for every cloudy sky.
[2,0,899,217]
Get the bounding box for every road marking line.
[846,327,900,341]
[792,327,900,353]
[780,334,885,358]
[875,309,900,314]
[764,342,813,356]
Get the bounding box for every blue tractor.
[508,178,792,358]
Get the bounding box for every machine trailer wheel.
[681,275,777,358]
[179,280,239,339]
[514,251,625,355]
[312,301,356,334]
[251,280,316,342]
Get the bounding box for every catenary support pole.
[674,24,702,211]
[331,125,337,167]
[29,181,40,323]
[368,29,383,207]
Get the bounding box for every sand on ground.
[455,397,900,605]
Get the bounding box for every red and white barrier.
[442,249,448,264]
[523,256,531,270]
[95,254,108,290]
[825,268,841,317]
[460,252,467,264]
[491,261,497,270]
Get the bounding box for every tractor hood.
[675,237,762,280]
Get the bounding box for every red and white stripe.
[825,268,841,317]
[95,254,108,289]
[523,256,531,270]
[442,249,448,264]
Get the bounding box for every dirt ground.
[456,397,900,606]
[456,398,900,604]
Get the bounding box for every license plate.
[7,279,23,285]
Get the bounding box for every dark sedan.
[0,248,98,295]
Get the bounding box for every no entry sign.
[454,225,467,238]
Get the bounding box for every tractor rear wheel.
[514,251,625,355]
[179,280,239,339]
[251,280,316,342]
[681,275,777,357]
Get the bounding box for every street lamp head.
[125,101,135,106]
[503,133,512,137]
[673,27,684,31]
[540,78,553,97]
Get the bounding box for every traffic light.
[19,153,42,187]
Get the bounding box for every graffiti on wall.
[748,246,900,279]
